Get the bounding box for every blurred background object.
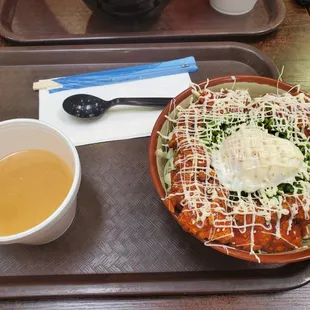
[294,0,310,7]
[209,0,258,15]
[82,0,171,18]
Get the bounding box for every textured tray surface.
[0,0,286,44]
[0,43,308,299]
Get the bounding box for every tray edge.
[0,0,286,45]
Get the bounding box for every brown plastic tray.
[0,0,286,45]
[0,42,309,300]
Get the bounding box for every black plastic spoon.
[63,94,172,118]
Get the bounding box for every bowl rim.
[0,118,81,243]
[149,74,310,264]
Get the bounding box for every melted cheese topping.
[212,126,306,193]
[159,80,310,260]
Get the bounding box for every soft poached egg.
[211,126,305,193]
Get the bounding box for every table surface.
[0,0,310,309]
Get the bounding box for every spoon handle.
[113,98,172,107]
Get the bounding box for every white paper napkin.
[39,73,191,146]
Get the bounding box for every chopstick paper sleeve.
[33,57,198,93]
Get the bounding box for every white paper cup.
[210,0,258,15]
[0,119,81,245]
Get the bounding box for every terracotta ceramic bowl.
[149,75,310,264]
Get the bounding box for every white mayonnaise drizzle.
[161,83,310,259]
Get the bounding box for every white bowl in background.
[0,119,81,245]
[210,0,258,15]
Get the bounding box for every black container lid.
[82,0,170,17]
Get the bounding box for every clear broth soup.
[0,149,73,236]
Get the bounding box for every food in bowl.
[0,149,73,236]
[151,76,310,263]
